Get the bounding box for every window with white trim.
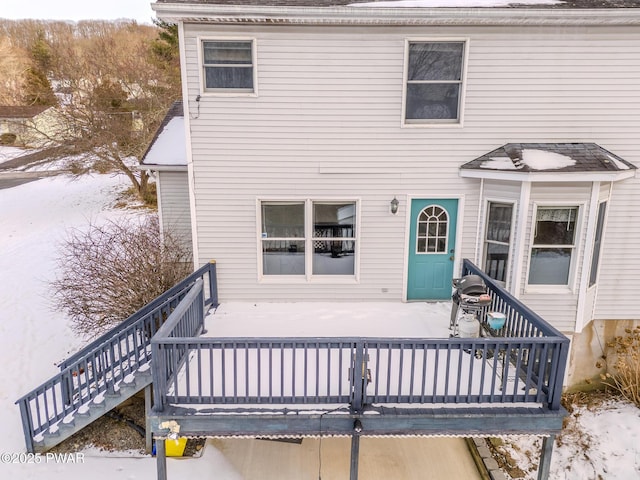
[202,40,255,92]
[404,41,466,124]
[260,201,357,277]
[483,202,513,284]
[528,207,578,285]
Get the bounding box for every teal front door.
[407,198,458,300]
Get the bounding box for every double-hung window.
[483,202,513,284]
[260,201,357,278]
[528,206,579,285]
[202,40,255,92]
[404,40,466,124]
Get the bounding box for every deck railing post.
[549,341,570,410]
[351,342,366,412]
[208,260,218,307]
[17,399,35,454]
[151,342,166,412]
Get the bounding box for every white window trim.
[481,198,517,289]
[256,198,360,283]
[198,36,258,97]
[525,202,584,293]
[401,37,469,129]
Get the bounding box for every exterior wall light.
[390,197,399,215]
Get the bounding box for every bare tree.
[0,20,181,204]
[51,215,192,337]
[0,36,29,105]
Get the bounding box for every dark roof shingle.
[461,143,636,173]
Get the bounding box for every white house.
[151,0,640,387]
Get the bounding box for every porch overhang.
[459,142,637,182]
[459,169,636,182]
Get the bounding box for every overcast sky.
[2,0,156,24]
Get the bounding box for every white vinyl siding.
[181,23,640,318]
[594,180,640,320]
[157,171,193,256]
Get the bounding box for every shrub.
[0,133,17,145]
[51,215,192,337]
[600,326,640,408]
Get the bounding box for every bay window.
[483,202,513,284]
[528,206,578,285]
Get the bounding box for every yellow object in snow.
[165,437,187,457]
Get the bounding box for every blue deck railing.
[151,260,569,414]
[15,262,218,453]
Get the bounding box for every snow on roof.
[520,149,576,170]
[142,116,187,167]
[350,0,563,7]
[463,143,636,174]
[607,153,630,170]
[480,156,519,170]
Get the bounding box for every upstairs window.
[404,41,466,124]
[202,40,255,92]
[528,207,578,286]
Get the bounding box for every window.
[260,201,357,277]
[483,202,513,284]
[416,205,448,253]
[202,40,255,92]
[404,41,466,124]
[261,203,305,276]
[589,202,607,287]
[528,207,578,285]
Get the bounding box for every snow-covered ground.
[0,145,28,165]
[1,171,639,479]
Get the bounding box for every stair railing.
[15,261,218,453]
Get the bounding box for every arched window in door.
[417,205,448,253]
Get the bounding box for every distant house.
[140,101,192,254]
[150,0,640,391]
[0,105,57,147]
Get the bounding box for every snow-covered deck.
[204,301,453,339]
[147,259,568,450]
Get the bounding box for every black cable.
[317,406,345,480]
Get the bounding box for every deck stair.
[15,262,218,454]
[34,368,153,452]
